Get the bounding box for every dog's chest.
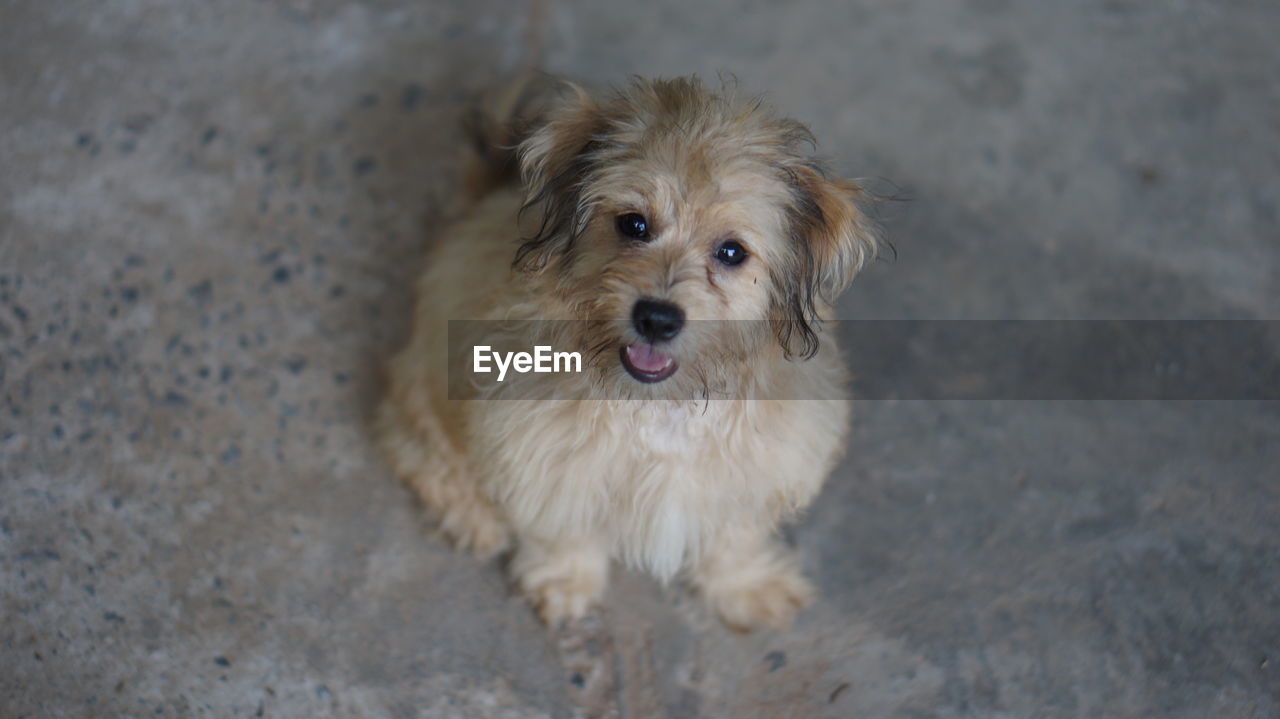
[485,399,793,579]
[631,405,708,455]
[597,403,749,576]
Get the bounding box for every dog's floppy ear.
[514,83,607,272]
[772,163,880,359]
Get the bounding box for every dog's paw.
[526,575,601,626]
[514,543,608,626]
[438,502,511,559]
[705,566,814,633]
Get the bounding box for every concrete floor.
[2,1,1278,717]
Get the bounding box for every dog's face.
[515,78,878,396]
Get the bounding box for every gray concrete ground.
[2,1,1277,717]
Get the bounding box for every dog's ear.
[514,84,607,272]
[772,163,879,359]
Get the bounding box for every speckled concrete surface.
[2,1,1277,717]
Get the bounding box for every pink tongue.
[626,344,673,373]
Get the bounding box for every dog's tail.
[460,71,565,203]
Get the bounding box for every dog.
[377,75,879,630]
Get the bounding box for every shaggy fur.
[377,75,878,630]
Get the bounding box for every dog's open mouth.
[620,344,678,383]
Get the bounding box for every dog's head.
[514,77,878,395]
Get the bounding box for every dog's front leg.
[692,523,814,632]
[511,532,610,626]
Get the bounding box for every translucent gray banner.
[444,320,1279,400]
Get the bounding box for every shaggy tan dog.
[377,75,879,630]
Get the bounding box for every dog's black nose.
[632,299,685,342]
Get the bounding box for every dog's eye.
[714,240,748,267]
[616,213,650,239]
